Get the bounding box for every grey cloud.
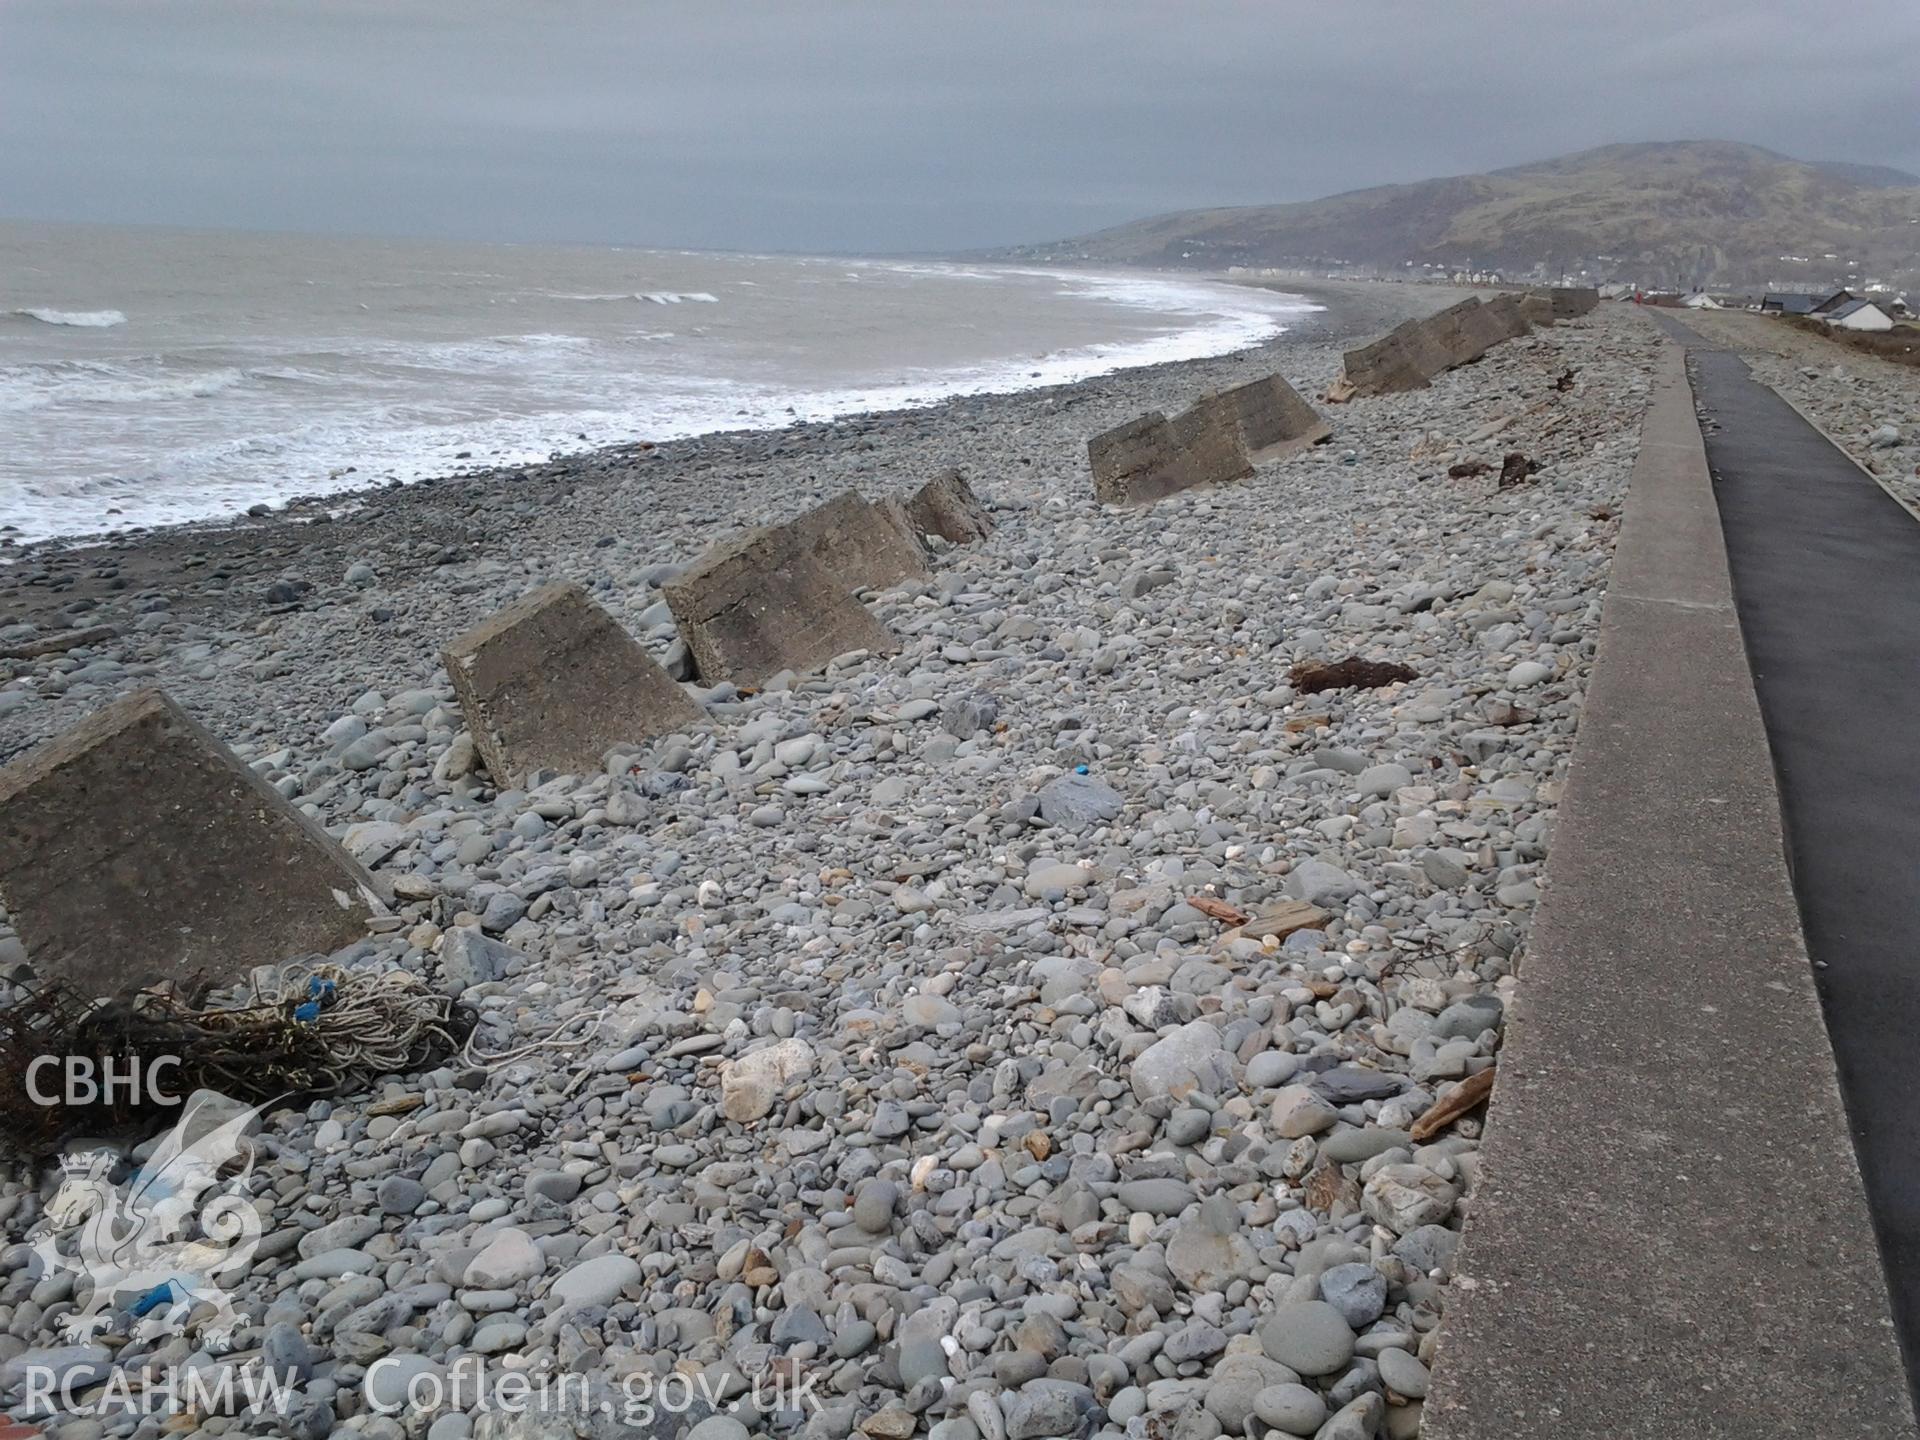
[3,0,1916,252]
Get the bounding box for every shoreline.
[0,263,1385,555]
[0,278,1458,646]
[0,277,1423,556]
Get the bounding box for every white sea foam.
[12,307,128,328]
[0,361,248,413]
[73,367,247,404]
[0,244,1317,542]
[549,291,719,304]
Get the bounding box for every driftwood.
[1224,899,1332,945]
[1498,452,1540,488]
[1290,656,1418,695]
[0,626,117,661]
[1410,1065,1497,1141]
[1187,895,1250,927]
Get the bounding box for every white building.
[1827,299,1896,332]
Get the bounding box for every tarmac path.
[1653,307,1920,1392]
[1425,322,1915,1437]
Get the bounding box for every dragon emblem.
[29,1091,267,1351]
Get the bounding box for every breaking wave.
[0,245,1317,542]
[12,307,128,328]
[550,291,719,305]
[0,361,262,415]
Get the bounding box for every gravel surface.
[0,295,1661,1440]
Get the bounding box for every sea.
[0,220,1316,542]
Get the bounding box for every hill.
[996,142,1920,292]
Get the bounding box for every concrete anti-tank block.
[1549,286,1599,318]
[1347,298,1526,396]
[1088,411,1178,504]
[1481,293,1531,341]
[1342,318,1437,396]
[1454,299,1513,358]
[905,470,994,545]
[663,524,898,686]
[0,688,385,996]
[443,581,699,786]
[786,490,930,593]
[1167,393,1254,489]
[1219,373,1333,462]
[1088,393,1253,505]
[1418,298,1496,369]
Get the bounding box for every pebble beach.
[0,288,1663,1440]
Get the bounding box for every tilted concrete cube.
[0,688,384,996]
[1547,286,1599,318]
[1455,299,1513,359]
[1169,394,1256,486]
[663,524,898,686]
[786,490,930,593]
[1418,298,1498,369]
[1519,293,1556,327]
[443,581,699,786]
[1218,373,1333,462]
[906,469,994,545]
[1342,317,1440,396]
[1088,413,1176,503]
[1345,298,1526,397]
[1087,392,1253,505]
[1482,293,1532,341]
[1563,286,1602,317]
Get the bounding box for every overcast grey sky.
[5,0,1918,254]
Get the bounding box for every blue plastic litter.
[1075,764,1090,775]
[293,974,336,1022]
[130,1281,181,1317]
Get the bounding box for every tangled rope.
[0,963,471,1157]
[170,961,471,1096]
[463,1005,613,1069]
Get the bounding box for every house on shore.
[1825,298,1897,332]
[1758,289,1899,331]
[1759,289,1868,317]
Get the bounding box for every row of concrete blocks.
[0,472,994,997]
[1339,292,1545,398]
[1085,371,1333,507]
[1544,285,1600,319]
